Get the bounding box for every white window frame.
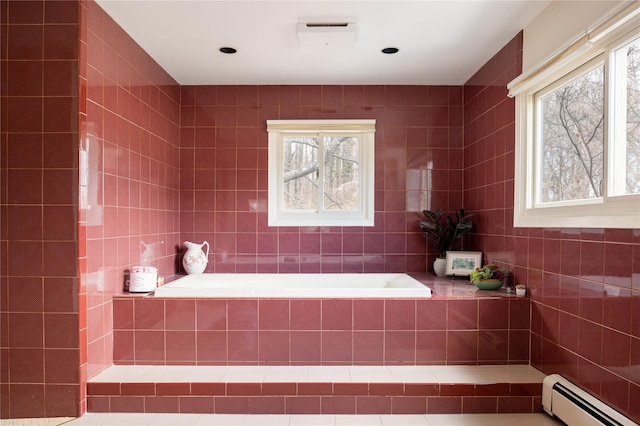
[509,6,640,229]
[267,119,375,227]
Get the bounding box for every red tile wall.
[1,0,81,419]
[82,0,181,386]
[179,85,464,273]
[463,31,640,424]
[112,295,531,366]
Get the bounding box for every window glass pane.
[283,136,319,210]
[538,64,605,203]
[624,37,640,194]
[323,136,360,211]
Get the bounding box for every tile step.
[87,365,545,415]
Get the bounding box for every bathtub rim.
[151,272,433,298]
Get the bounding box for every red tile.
[86,396,109,412]
[322,331,353,363]
[353,300,384,330]
[228,300,258,330]
[353,331,384,364]
[259,330,289,363]
[333,383,368,396]
[179,396,214,413]
[290,331,321,363]
[475,383,510,396]
[285,396,321,414]
[196,331,227,364]
[121,383,155,396]
[427,396,462,414]
[392,396,427,414]
[87,382,120,396]
[416,300,447,331]
[322,300,352,331]
[369,383,404,396]
[250,396,285,414]
[259,299,289,330]
[190,383,226,396]
[228,331,258,363]
[145,396,180,413]
[214,396,251,414]
[227,383,261,396]
[385,300,416,330]
[385,331,416,364]
[478,299,508,330]
[356,396,391,414]
[133,331,165,362]
[462,396,497,414]
[478,330,508,362]
[321,396,356,414]
[497,396,533,413]
[299,383,332,395]
[262,383,297,396]
[134,299,165,330]
[448,300,478,330]
[156,383,190,396]
[416,331,447,364]
[165,299,196,330]
[196,300,227,330]
[447,331,478,363]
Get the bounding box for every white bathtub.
[153,273,432,298]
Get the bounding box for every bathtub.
[153,273,432,298]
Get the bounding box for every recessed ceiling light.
[219,47,237,54]
[381,47,399,54]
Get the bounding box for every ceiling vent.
[297,22,357,50]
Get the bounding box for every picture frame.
[445,251,482,277]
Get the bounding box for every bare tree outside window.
[539,64,605,203]
[283,135,360,211]
[624,42,640,194]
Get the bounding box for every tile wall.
[179,84,464,273]
[463,32,640,424]
[0,0,81,418]
[83,0,181,385]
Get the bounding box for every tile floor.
[88,364,546,384]
[64,412,561,425]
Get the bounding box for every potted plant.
[469,263,510,290]
[420,208,474,276]
[515,284,526,296]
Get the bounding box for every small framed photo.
[445,251,482,276]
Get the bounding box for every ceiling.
[95,0,551,86]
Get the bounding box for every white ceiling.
[95,0,551,86]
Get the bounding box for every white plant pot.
[516,287,526,296]
[433,257,447,276]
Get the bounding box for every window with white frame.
[509,5,640,228]
[267,120,375,227]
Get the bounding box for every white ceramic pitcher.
[182,241,209,274]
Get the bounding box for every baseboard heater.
[542,374,638,426]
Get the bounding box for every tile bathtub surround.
[111,287,531,366]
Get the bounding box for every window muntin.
[267,120,375,227]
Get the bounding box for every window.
[509,6,640,228]
[267,120,375,227]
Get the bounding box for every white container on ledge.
[182,241,209,274]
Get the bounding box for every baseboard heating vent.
[542,374,638,426]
